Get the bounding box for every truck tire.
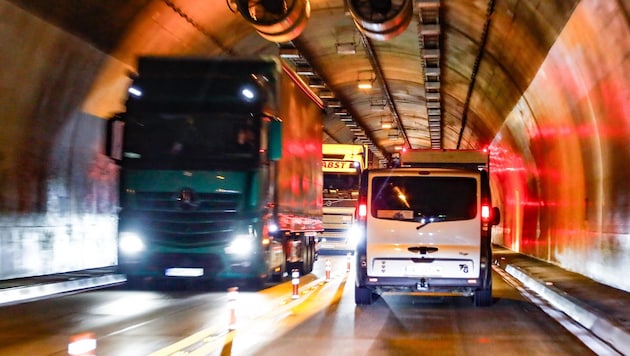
[305,242,314,273]
[272,251,286,282]
[247,277,265,291]
[299,240,314,275]
[355,285,374,305]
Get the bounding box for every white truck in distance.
[320,144,368,254]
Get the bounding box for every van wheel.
[473,288,492,307]
[355,286,374,305]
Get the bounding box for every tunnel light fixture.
[279,47,301,59]
[428,115,441,123]
[240,86,257,102]
[417,0,441,8]
[336,42,356,55]
[319,91,335,99]
[420,24,440,36]
[296,65,315,76]
[425,81,440,90]
[308,78,326,89]
[327,100,342,108]
[357,79,373,89]
[421,49,440,59]
[357,70,374,89]
[426,92,440,101]
[381,117,394,129]
[128,86,142,97]
[425,66,440,78]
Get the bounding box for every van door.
[365,169,482,279]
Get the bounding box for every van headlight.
[119,232,145,254]
[225,234,254,256]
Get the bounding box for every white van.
[354,150,500,306]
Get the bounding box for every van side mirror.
[268,119,283,161]
[492,207,501,226]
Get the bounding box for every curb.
[506,264,630,354]
[0,274,126,306]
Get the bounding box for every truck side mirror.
[492,207,501,226]
[106,114,125,162]
[268,119,283,161]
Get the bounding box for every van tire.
[355,286,374,305]
[473,288,492,307]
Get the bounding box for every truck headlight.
[119,232,145,254]
[225,234,254,256]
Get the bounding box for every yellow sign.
[322,160,358,173]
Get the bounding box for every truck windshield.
[323,173,360,204]
[370,176,477,222]
[122,113,260,170]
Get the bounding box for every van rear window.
[370,176,477,222]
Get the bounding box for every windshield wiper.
[415,215,446,230]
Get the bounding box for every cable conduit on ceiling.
[456,0,495,149]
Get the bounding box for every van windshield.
[370,176,477,222]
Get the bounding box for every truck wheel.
[305,242,314,273]
[272,251,286,282]
[247,277,265,291]
[355,285,374,305]
[124,275,146,290]
[300,242,313,275]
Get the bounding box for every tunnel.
[1,0,629,295]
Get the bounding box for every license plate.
[405,265,441,276]
[165,268,204,277]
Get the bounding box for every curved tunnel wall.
[492,0,630,291]
[1,0,630,292]
[0,3,118,278]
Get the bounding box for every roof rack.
[400,149,488,170]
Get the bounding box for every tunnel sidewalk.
[0,267,125,306]
[493,245,630,354]
[0,249,628,353]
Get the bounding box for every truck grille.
[122,191,244,247]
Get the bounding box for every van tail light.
[358,203,367,218]
[357,200,367,221]
[481,204,491,222]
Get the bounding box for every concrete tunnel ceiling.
[6,0,579,162]
[5,0,630,292]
